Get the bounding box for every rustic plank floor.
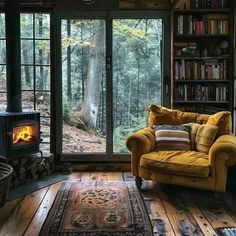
[0,172,236,236]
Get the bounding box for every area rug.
[216,227,236,236]
[40,181,153,236]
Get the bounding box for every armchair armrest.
[209,134,236,192]
[126,127,156,176]
[209,134,236,167]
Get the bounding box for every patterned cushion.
[195,124,218,154]
[185,123,201,150]
[153,125,190,151]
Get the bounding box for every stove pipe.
[5,0,22,112]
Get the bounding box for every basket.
[0,162,13,207]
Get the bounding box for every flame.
[13,126,34,144]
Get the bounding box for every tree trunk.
[22,46,31,87]
[81,20,105,130]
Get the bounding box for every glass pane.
[22,91,34,110]
[35,14,50,39]
[40,143,50,155]
[0,14,5,38]
[21,40,33,64]
[40,116,50,143]
[36,91,50,116]
[35,40,50,65]
[21,66,34,90]
[20,14,33,38]
[0,40,6,64]
[0,92,6,111]
[35,66,50,90]
[0,65,6,92]
[61,19,106,153]
[113,19,163,153]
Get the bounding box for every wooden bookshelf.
[171,0,233,114]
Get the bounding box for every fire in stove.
[13,125,36,145]
[0,112,40,159]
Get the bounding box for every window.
[21,13,51,154]
[0,13,51,154]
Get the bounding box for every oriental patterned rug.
[40,181,153,236]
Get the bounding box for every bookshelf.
[171,0,233,114]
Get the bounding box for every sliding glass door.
[56,11,170,161]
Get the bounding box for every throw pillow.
[206,111,232,136]
[195,124,218,154]
[185,123,201,150]
[153,124,190,151]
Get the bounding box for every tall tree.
[80,20,105,130]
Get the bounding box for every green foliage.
[113,116,148,153]
[63,98,72,122]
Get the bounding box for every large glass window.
[0,13,51,154]
[59,13,167,160]
[20,13,51,154]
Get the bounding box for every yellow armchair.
[126,105,236,192]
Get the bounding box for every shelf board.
[174,79,229,83]
[174,34,230,38]
[173,100,229,104]
[173,8,231,13]
[173,56,230,60]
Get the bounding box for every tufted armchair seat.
[126,105,236,192]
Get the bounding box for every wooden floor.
[0,172,236,236]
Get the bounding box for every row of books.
[174,84,228,101]
[189,0,228,9]
[174,59,227,80]
[174,104,227,113]
[177,15,229,35]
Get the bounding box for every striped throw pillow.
[153,125,190,151]
[195,124,218,153]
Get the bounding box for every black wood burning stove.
[0,112,40,159]
[0,0,40,159]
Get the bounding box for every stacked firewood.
[8,153,54,189]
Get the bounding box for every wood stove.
[0,112,40,159]
[0,0,41,159]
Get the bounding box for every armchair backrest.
[148,104,232,136]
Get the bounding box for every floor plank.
[0,198,23,229]
[182,194,217,236]
[23,182,62,236]
[222,192,236,223]
[142,181,175,236]
[0,187,48,236]
[97,171,108,181]
[67,172,82,181]
[123,172,135,181]
[81,172,98,181]
[106,172,123,181]
[158,185,204,236]
[193,195,236,229]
